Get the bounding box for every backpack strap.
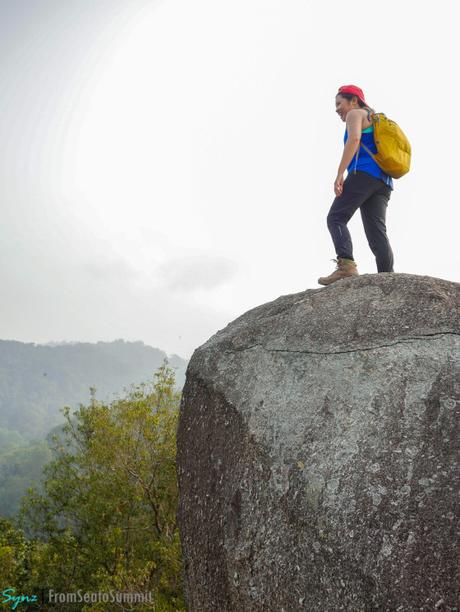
[360,141,376,159]
[353,146,360,174]
[354,138,379,173]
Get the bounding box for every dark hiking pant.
[327,171,394,272]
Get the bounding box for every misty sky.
[1,0,458,359]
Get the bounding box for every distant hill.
[0,339,188,442]
[0,339,188,517]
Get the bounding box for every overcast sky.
[0,0,458,359]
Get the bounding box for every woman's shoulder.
[344,108,374,135]
[358,107,373,129]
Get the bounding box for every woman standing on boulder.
[318,85,394,286]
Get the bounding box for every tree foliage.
[15,362,185,611]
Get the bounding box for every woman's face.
[335,94,358,122]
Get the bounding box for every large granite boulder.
[177,274,459,611]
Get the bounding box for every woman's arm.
[334,110,363,196]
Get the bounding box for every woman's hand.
[334,173,344,197]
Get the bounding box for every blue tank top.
[344,126,394,190]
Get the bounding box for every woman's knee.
[327,204,344,223]
[327,210,349,229]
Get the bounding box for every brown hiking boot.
[318,257,359,286]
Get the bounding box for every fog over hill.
[0,338,187,442]
[0,338,188,517]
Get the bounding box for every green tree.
[20,362,185,611]
[0,518,45,610]
[0,517,27,586]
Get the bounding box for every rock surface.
[177,274,459,611]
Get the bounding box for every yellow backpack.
[360,112,411,179]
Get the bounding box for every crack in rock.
[222,332,459,356]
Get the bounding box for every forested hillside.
[1,363,185,610]
[0,340,188,517]
[0,339,187,441]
